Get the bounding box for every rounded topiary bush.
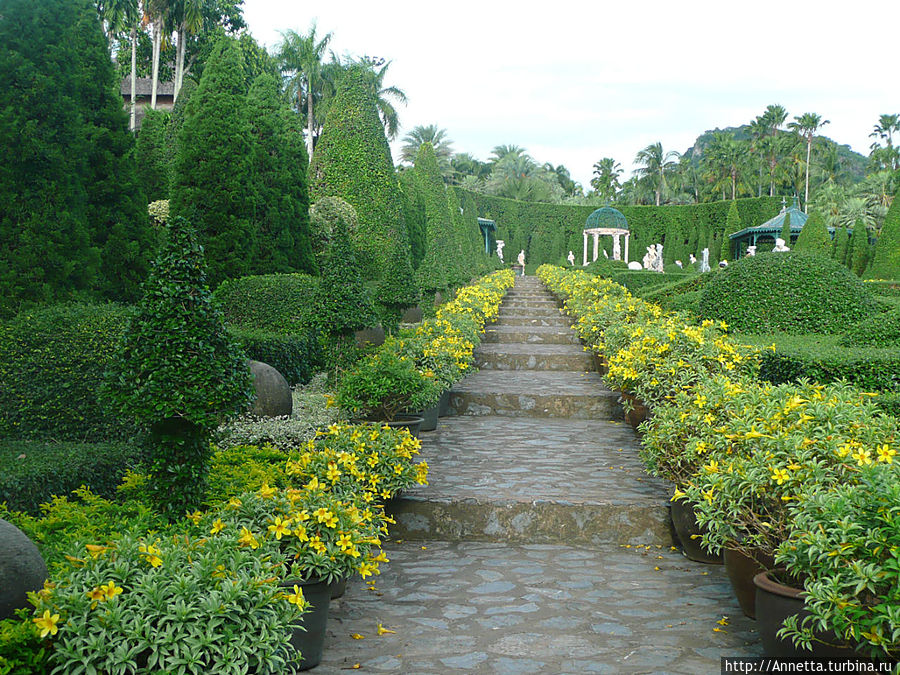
[839,307,900,348]
[698,252,880,334]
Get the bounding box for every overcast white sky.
[242,0,898,189]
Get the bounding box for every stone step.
[475,343,594,371]
[449,371,621,419]
[499,306,564,318]
[502,299,561,308]
[387,416,673,546]
[496,315,573,328]
[483,326,581,345]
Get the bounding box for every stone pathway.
[316,276,760,673]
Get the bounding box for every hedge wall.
[213,273,321,334]
[450,189,782,268]
[0,303,136,442]
[228,327,320,386]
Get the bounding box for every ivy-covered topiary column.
[307,65,418,314]
[868,190,900,280]
[792,212,831,255]
[105,217,252,520]
[414,143,455,295]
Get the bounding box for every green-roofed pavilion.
[583,206,629,265]
[728,197,808,258]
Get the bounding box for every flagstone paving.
[316,275,760,673]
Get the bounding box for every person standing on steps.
[517,250,525,276]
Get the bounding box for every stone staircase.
[388,275,674,545]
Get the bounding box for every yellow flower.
[86,586,106,607]
[210,519,225,535]
[851,448,873,466]
[293,524,309,542]
[238,526,260,549]
[138,543,162,567]
[268,516,292,540]
[258,484,277,499]
[227,497,242,510]
[309,536,327,555]
[305,476,322,491]
[186,510,203,524]
[358,561,378,578]
[85,544,108,559]
[876,444,896,464]
[314,508,338,528]
[284,585,308,610]
[99,581,123,600]
[326,462,342,483]
[33,610,60,638]
[703,460,719,474]
[770,468,790,485]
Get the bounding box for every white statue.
[628,261,643,271]
[642,246,655,270]
[602,249,609,259]
[675,260,683,269]
[496,239,505,263]
[719,260,729,268]
[567,251,575,266]
[700,248,711,273]
[746,245,757,257]
[689,254,697,265]
[612,235,621,261]
[773,238,790,252]
[517,250,525,266]
[653,244,665,273]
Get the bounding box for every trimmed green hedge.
[867,281,900,296]
[0,303,135,441]
[737,333,900,395]
[611,270,689,293]
[867,187,900,280]
[839,308,900,348]
[213,273,321,334]
[699,252,880,334]
[229,327,321,386]
[451,189,782,268]
[0,440,141,514]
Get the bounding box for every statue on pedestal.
[700,248,711,273]
[746,245,757,257]
[773,238,790,252]
[567,251,575,266]
[496,240,505,263]
[517,250,525,266]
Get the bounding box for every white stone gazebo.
[582,206,630,266]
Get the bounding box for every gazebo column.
[592,232,599,262]
[582,231,588,266]
[612,234,621,261]
[624,233,629,262]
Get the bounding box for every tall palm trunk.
[174,25,185,102]
[306,77,315,159]
[731,168,737,200]
[130,23,137,130]
[804,137,811,209]
[150,21,161,109]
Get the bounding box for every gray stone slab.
[483,326,582,345]
[475,343,594,371]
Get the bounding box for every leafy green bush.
[414,143,457,293]
[699,252,880,334]
[213,273,321,334]
[866,281,900,296]
[839,307,900,348]
[792,212,831,256]
[0,303,136,442]
[0,441,140,515]
[0,610,49,675]
[737,333,900,394]
[612,270,688,293]
[105,217,252,519]
[867,187,900,280]
[229,326,320,386]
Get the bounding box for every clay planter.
[418,401,440,432]
[329,576,348,600]
[724,546,775,619]
[281,577,332,670]
[591,353,609,376]
[437,389,451,417]
[669,498,722,564]
[378,414,424,438]
[620,391,649,430]
[753,570,856,659]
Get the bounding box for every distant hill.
[683,125,868,183]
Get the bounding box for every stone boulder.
[0,519,48,621]
[249,360,292,418]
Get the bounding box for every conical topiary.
[868,189,900,280]
[414,143,456,294]
[722,201,742,262]
[848,220,870,276]
[308,65,417,309]
[832,225,850,265]
[793,212,831,255]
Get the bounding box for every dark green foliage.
[722,201,742,261]
[245,73,316,276]
[414,143,457,293]
[868,191,900,280]
[793,212,831,255]
[584,257,629,277]
[399,169,426,269]
[609,270,680,293]
[171,36,253,288]
[229,327,320,386]
[839,308,900,348]
[737,332,900,396]
[699,252,881,334]
[638,273,711,303]
[309,197,377,335]
[135,108,172,202]
[106,216,252,518]
[832,225,850,265]
[0,440,140,514]
[377,244,420,329]
[780,212,791,244]
[0,303,136,441]
[213,273,321,334]
[868,281,900,296]
[849,221,870,276]
[0,0,153,319]
[308,65,417,307]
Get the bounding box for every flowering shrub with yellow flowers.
[286,422,428,502]
[776,466,900,657]
[29,531,305,674]
[680,380,900,562]
[194,484,389,584]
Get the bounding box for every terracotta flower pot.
[724,546,774,619]
[669,498,722,564]
[620,391,649,430]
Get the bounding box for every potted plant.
[771,464,900,658]
[29,531,305,674]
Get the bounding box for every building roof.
[121,76,175,98]
[585,206,628,231]
[477,217,496,231]
[729,197,808,240]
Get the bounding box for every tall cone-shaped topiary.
[832,225,850,266]
[414,143,456,294]
[308,65,417,310]
[105,216,252,519]
[868,189,900,280]
[793,212,831,255]
[848,220,870,277]
[722,201,742,261]
[171,36,253,288]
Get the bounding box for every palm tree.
[401,124,453,166]
[703,133,749,200]
[146,0,170,110]
[869,114,900,171]
[590,157,622,202]
[171,0,202,102]
[634,142,680,206]
[759,104,788,196]
[97,0,141,129]
[365,59,407,141]
[490,144,529,164]
[788,112,829,209]
[277,23,333,159]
